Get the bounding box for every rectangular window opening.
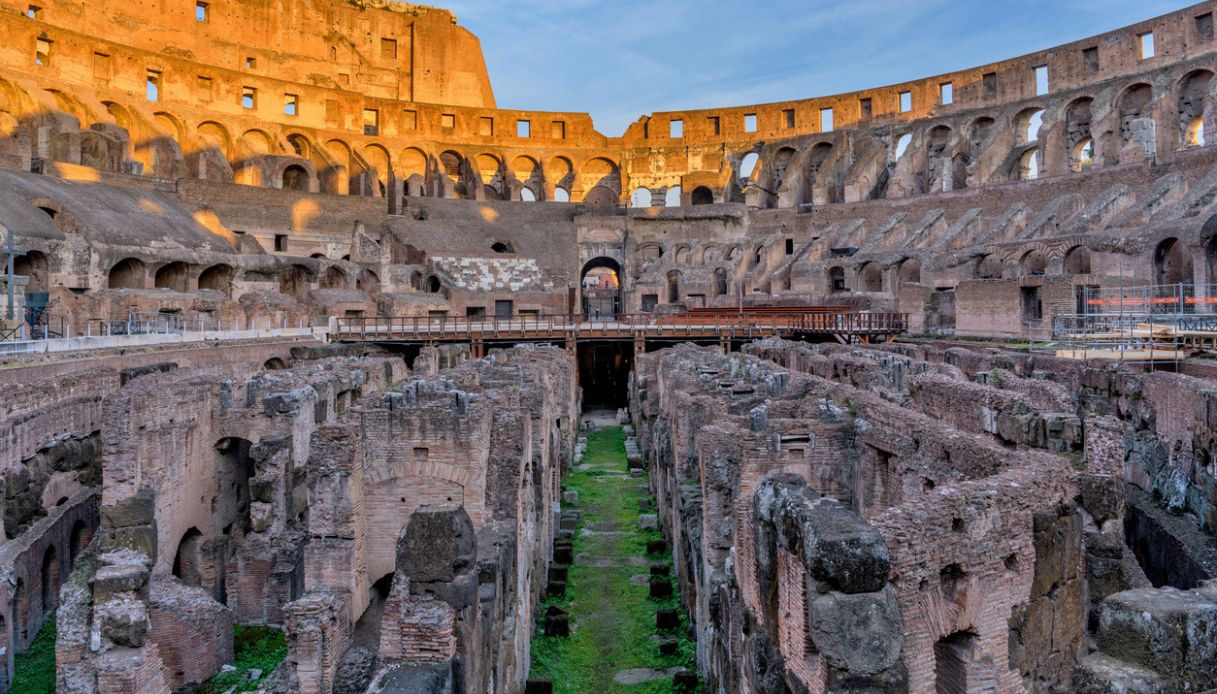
[92,52,110,80]
[284,93,298,116]
[403,109,418,130]
[785,238,794,255]
[479,116,494,136]
[245,56,257,70]
[819,107,834,132]
[670,118,683,138]
[26,5,41,19]
[337,73,350,86]
[381,38,397,60]
[516,119,531,138]
[1034,65,1049,95]
[1197,13,1214,41]
[898,91,912,113]
[1021,286,1043,321]
[441,113,455,129]
[363,108,379,136]
[1083,46,1099,71]
[744,113,757,132]
[550,120,566,139]
[1139,32,1155,59]
[707,116,720,136]
[35,37,51,66]
[939,82,953,105]
[274,234,287,252]
[197,76,213,101]
[241,86,257,109]
[983,72,997,97]
[195,2,208,22]
[145,70,161,102]
[783,109,795,129]
[859,98,873,120]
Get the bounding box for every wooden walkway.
[331,310,907,350]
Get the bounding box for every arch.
[328,139,374,196]
[197,120,233,161]
[1063,245,1092,275]
[69,519,89,560]
[672,245,692,264]
[739,152,759,180]
[581,257,621,318]
[859,262,883,292]
[1154,237,1192,285]
[362,143,393,195]
[172,527,204,587]
[665,186,682,207]
[520,187,537,202]
[263,357,286,370]
[582,186,617,208]
[691,186,714,205]
[198,264,233,297]
[239,128,273,156]
[40,545,58,613]
[552,187,571,203]
[666,269,682,303]
[1118,83,1154,146]
[898,258,922,286]
[108,257,145,289]
[400,147,429,178]
[320,265,347,289]
[279,264,314,302]
[1065,98,1095,170]
[1015,108,1046,145]
[287,133,311,159]
[357,269,381,295]
[637,243,662,263]
[893,133,913,161]
[630,187,652,208]
[976,254,1003,279]
[13,250,48,293]
[1018,149,1040,181]
[154,261,189,292]
[1021,250,1047,276]
[713,267,728,296]
[283,164,309,191]
[424,275,442,293]
[511,155,540,181]
[1178,69,1214,147]
[1071,137,1095,172]
[491,241,514,254]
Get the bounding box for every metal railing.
[332,311,907,341]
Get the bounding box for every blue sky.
[440,0,1188,136]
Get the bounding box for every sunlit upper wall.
[621,1,1217,145]
[0,0,495,108]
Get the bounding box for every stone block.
[656,608,680,630]
[647,539,669,555]
[544,606,569,637]
[639,513,658,530]
[1097,587,1217,689]
[97,595,149,648]
[650,564,670,577]
[1072,653,1168,694]
[809,586,902,676]
[649,577,673,599]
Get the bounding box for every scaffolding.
[1031,283,1217,363]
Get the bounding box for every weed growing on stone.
[205,625,287,693]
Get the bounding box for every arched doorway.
[581,257,621,318]
[108,257,145,289]
[691,186,714,205]
[282,164,309,191]
[1154,237,1191,286]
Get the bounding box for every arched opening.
[279,264,314,302]
[1154,237,1192,285]
[665,186,682,207]
[491,241,514,254]
[282,164,309,191]
[424,276,442,294]
[935,630,993,693]
[828,266,847,292]
[581,257,621,318]
[198,264,233,297]
[520,187,537,202]
[1178,70,1213,148]
[1064,245,1092,275]
[582,186,617,209]
[1018,108,1045,145]
[1071,137,1095,172]
[357,269,380,295]
[739,152,759,180]
[552,187,571,203]
[107,257,145,289]
[898,259,922,286]
[894,133,912,160]
[12,251,48,293]
[154,261,189,292]
[713,267,728,296]
[976,254,1003,279]
[690,186,714,205]
[320,265,347,289]
[263,357,286,370]
[172,527,204,587]
[69,519,90,560]
[40,545,58,613]
[860,262,883,292]
[1019,149,1040,181]
[1022,250,1047,276]
[1118,83,1153,147]
[630,187,652,208]
[666,270,682,304]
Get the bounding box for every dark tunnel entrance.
[578,341,633,409]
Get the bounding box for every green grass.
[529,426,700,693]
[11,616,56,694]
[205,625,287,693]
